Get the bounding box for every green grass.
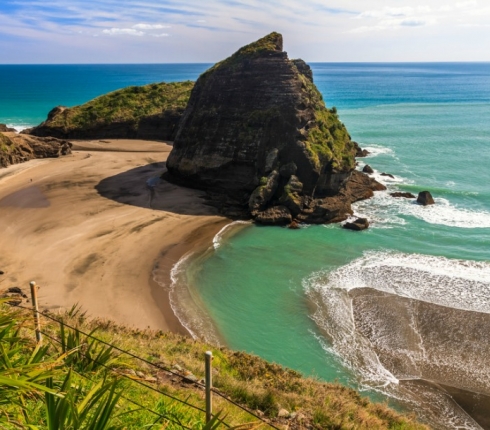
[0,293,428,429]
[46,81,194,132]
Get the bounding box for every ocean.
[1,62,489,429]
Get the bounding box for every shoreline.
[149,217,231,337]
[0,139,228,334]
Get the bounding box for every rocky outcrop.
[381,172,395,179]
[417,191,435,205]
[0,132,71,168]
[164,32,384,225]
[24,81,193,140]
[390,192,415,198]
[343,218,369,231]
[0,124,17,132]
[362,164,374,174]
[353,141,369,157]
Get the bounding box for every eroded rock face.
[0,132,72,168]
[164,32,383,225]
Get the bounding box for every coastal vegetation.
[200,32,283,79]
[0,132,15,153]
[26,81,194,140]
[0,302,427,429]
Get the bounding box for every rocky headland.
[24,81,193,141]
[0,130,72,168]
[164,32,385,225]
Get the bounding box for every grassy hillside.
[0,300,427,429]
[26,81,194,140]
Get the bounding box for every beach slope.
[0,139,227,332]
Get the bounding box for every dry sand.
[0,139,229,334]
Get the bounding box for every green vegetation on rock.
[49,81,193,131]
[0,133,13,153]
[26,81,194,140]
[201,32,283,79]
[297,72,355,172]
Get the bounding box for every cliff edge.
[165,32,384,224]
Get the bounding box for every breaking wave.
[304,251,490,429]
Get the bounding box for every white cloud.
[101,23,171,37]
[1,0,490,63]
[102,27,144,36]
[400,19,427,27]
[352,5,435,32]
[133,23,170,30]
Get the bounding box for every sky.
[1,0,489,63]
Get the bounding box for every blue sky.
[1,0,489,63]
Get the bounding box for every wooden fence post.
[205,350,213,423]
[29,281,42,343]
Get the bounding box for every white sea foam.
[6,123,32,132]
[361,144,395,158]
[162,251,223,345]
[304,266,400,389]
[213,220,251,250]
[311,250,490,317]
[352,189,490,229]
[167,252,200,339]
[304,251,490,428]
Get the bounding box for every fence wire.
[15,303,279,429]
[39,328,194,430]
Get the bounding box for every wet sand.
[350,287,490,428]
[0,139,228,333]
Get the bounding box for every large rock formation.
[164,32,384,224]
[0,132,71,168]
[24,81,193,141]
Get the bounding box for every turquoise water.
[2,63,490,428]
[0,64,209,129]
[174,65,490,428]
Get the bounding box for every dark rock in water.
[352,141,370,157]
[0,132,72,168]
[255,205,292,225]
[417,191,435,205]
[288,220,300,229]
[343,170,386,202]
[390,192,415,198]
[164,32,384,225]
[362,164,374,174]
[343,217,369,231]
[381,172,395,179]
[296,196,351,224]
[24,81,194,141]
[0,124,17,132]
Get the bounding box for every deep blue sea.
[1,63,490,429]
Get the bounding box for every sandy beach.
[0,139,228,334]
